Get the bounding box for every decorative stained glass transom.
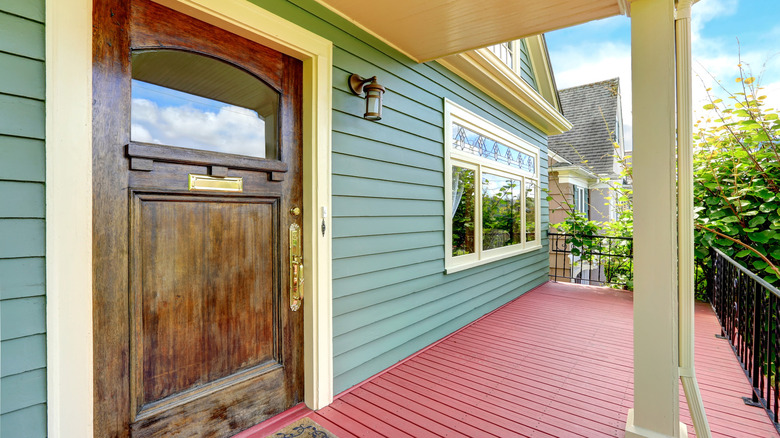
[452,123,535,174]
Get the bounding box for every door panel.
[93,0,304,436]
[133,195,278,404]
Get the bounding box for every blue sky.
[545,0,780,149]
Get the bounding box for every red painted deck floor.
[258,282,780,437]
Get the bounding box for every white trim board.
[46,0,93,436]
[553,166,598,188]
[46,1,334,436]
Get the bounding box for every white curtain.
[451,167,465,219]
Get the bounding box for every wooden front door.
[93,1,304,436]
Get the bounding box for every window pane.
[452,166,476,257]
[131,50,279,159]
[526,181,536,242]
[452,123,535,173]
[482,173,522,250]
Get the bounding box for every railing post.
[767,293,773,413]
[753,280,761,403]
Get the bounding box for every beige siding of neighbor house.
[589,186,611,222]
[548,170,572,228]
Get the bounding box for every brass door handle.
[289,224,303,311]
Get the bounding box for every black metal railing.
[709,247,780,429]
[547,232,633,289]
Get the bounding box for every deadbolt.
[290,206,301,216]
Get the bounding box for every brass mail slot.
[188,174,243,192]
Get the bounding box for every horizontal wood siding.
[0,1,47,435]
[252,0,552,393]
[518,39,538,91]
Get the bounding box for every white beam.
[625,0,684,437]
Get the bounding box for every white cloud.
[762,80,780,111]
[131,98,267,158]
[130,123,156,143]
[691,0,737,47]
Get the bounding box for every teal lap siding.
[253,0,551,394]
[518,39,539,91]
[0,1,47,436]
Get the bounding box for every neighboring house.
[0,1,707,437]
[547,78,628,226]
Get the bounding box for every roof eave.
[552,165,600,181]
[438,49,573,136]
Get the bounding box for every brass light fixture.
[349,74,385,121]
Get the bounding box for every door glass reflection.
[131,50,279,159]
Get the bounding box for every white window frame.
[575,185,587,214]
[444,100,541,273]
[488,41,514,70]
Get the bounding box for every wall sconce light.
[349,74,385,121]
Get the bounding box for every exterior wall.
[517,40,538,91]
[589,186,612,222]
[251,0,550,394]
[547,172,571,283]
[0,1,47,436]
[548,171,572,228]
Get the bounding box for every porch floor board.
[256,282,778,437]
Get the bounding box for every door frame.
[45,0,333,435]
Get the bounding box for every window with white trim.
[573,185,587,215]
[445,101,541,272]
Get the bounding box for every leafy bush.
[693,72,780,296]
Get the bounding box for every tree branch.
[696,224,780,278]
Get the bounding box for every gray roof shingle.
[548,78,622,176]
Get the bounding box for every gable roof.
[548,78,622,176]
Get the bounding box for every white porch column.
[625,0,685,437]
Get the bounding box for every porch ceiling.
[313,0,629,62]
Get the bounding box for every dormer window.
[488,42,513,69]
[484,40,538,91]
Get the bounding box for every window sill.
[445,243,543,274]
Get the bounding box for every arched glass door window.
[131,50,280,159]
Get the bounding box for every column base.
[625,409,689,438]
